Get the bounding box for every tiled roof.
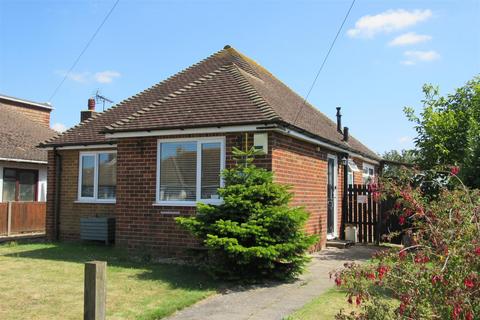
[42,46,379,160]
[0,107,57,162]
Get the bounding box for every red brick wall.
[46,130,377,255]
[0,99,51,127]
[270,132,348,249]
[45,149,116,241]
[114,132,271,256]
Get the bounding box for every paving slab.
[166,245,379,320]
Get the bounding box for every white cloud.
[389,32,432,46]
[55,70,121,84]
[52,122,68,133]
[94,71,121,84]
[402,50,440,65]
[347,9,432,38]
[398,136,411,144]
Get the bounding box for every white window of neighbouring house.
[157,138,225,205]
[78,151,117,202]
[347,160,359,186]
[362,162,375,184]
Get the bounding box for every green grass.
[285,288,358,320]
[0,242,219,320]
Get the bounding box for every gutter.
[0,157,47,165]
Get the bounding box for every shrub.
[333,168,480,319]
[176,147,318,281]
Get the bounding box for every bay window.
[156,138,224,205]
[78,151,117,202]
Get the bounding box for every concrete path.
[166,246,378,320]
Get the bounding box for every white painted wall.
[38,168,47,202]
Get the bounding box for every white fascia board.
[43,144,117,151]
[104,125,265,139]
[276,128,381,165]
[0,94,53,110]
[0,157,47,164]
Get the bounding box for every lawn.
[0,242,219,320]
[285,288,358,320]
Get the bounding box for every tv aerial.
[94,90,114,111]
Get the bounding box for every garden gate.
[345,184,380,244]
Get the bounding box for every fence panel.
[0,203,7,235]
[0,202,46,235]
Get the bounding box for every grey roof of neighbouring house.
[41,46,380,160]
[0,107,57,162]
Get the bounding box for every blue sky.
[1,0,479,154]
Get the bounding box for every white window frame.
[362,162,375,184]
[155,137,226,206]
[77,150,117,203]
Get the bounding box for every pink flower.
[466,311,474,320]
[450,166,460,176]
[475,247,480,256]
[399,215,406,225]
[452,304,462,320]
[355,295,362,306]
[431,274,442,285]
[464,277,475,289]
[366,272,376,280]
[335,277,342,286]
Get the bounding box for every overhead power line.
[48,0,120,102]
[293,0,356,125]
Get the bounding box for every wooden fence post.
[84,261,106,320]
[7,201,12,236]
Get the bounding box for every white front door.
[327,154,338,239]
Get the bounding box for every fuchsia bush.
[333,168,480,319]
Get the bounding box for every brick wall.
[46,130,377,256]
[0,99,51,127]
[114,132,270,256]
[270,132,348,249]
[45,149,116,241]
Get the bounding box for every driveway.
[166,245,379,320]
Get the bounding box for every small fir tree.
[176,147,318,281]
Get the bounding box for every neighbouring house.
[40,46,380,254]
[0,94,57,236]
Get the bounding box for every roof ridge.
[104,66,228,131]
[226,64,281,122]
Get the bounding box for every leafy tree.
[381,149,416,179]
[176,147,317,281]
[404,76,480,188]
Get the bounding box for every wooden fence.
[345,184,379,244]
[0,202,46,236]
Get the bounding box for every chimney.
[336,107,342,133]
[81,98,97,122]
[343,126,349,142]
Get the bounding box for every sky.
[1,0,479,154]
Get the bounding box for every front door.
[327,155,337,238]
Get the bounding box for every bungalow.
[40,46,380,254]
[0,94,56,203]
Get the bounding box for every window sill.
[153,200,222,207]
[75,200,116,204]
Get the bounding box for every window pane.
[18,171,36,201]
[98,153,117,199]
[201,142,221,199]
[2,179,16,201]
[159,142,197,201]
[81,155,95,197]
